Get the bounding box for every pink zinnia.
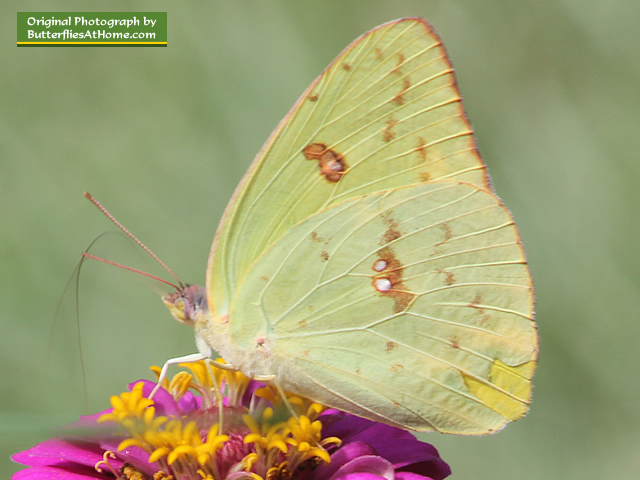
[12,361,450,480]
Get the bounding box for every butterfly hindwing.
[228,181,536,434]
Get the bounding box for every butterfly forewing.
[208,18,489,315]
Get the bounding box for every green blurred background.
[2,1,639,478]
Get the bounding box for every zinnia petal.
[327,455,394,480]
[11,439,114,470]
[320,413,450,480]
[12,465,107,479]
[313,442,376,480]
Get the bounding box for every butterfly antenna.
[74,257,89,412]
[48,256,88,411]
[84,192,185,289]
[81,253,181,290]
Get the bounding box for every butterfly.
[161,17,538,435]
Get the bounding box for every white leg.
[207,359,238,372]
[149,353,209,399]
[203,358,226,434]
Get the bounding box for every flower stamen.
[94,450,118,476]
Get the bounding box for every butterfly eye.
[164,296,194,326]
[174,298,186,312]
[182,297,197,317]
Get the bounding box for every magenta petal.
[99,440,156,477]
[396,471,438,480]
[328,455,394,480]
[354,434,449,479]
[332,442,376,461]
[177,391,199,412]
[322,414,413,445]
[382,443,450,480]
[321,413,450,480]
[315,442,376,480]
[12,465,107,479]
[134,380,181,417]
[332,471,392,480]
[374,440,440,468]
[12,439,110,469]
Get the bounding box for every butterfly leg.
[206,359,239,372]
[149,352,209,399]
[200,358,227,434]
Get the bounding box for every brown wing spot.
[372,246,417,313]
[390,363,405,372]
[342,62,352,71]
[375,47,383,60]
[442,223,452,241]
[320,250,330,261]
[392,53,406,73]
[380,212,402,245]
[419,171,432,182]
[310,231,325,243]
[302,350,310,357]
[393,77,412,106]
[418,172,431,183]
[299,319,308,328]
[436,222,452,245]
[470,293,484,308]
[355,368,361,375]
[308,93,319,102]
[436,268,456,286]
[416,137,428,162]
[382,117,398,143]
[304,143,347,182]
[385,341,397,352]
[382,211,400,229]
[382,227,402,244]
[260,275,269,282]
[449,335,460,349]
[469,293,492,325]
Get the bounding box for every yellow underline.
[17,41,167,45]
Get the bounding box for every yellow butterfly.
[161,17,538,435]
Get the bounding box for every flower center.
[97,360,341,480]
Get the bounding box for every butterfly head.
[162,284,208,326]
